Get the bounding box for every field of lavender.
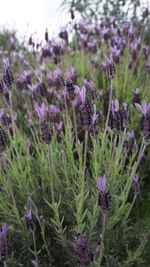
[0,10,150,267]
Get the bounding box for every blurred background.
[0,0,72,41]
[0,0,149,43]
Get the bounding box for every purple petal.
[123,102,128,111]
[97,175,106,192]
[92,112,98,124]
[80,86,86,103]
[34,103,46,119]
[134,103,143,113]
[50,104,60,113]
[114,99,119,112]
[2,224,10,237]
[143,100,148,115]
[0,109,4,119]
[56,121,63,131]
[25,210,32,220]
[134,88,140,94]
[3,58,9,69]
[75,86,86,103]
[31,260,40,267]
[133,173,139,183]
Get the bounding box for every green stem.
[99,213,107,266]
[125,138,146,199]
[48,145,55,203]
[32,231,38,263]
[107,134,118,177]
[83,130,88,178]
[93,138,98,181]
[72,102,79,156]
[36,214,51,262]
[104,80,113,134]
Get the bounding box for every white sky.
[0,0,71,42]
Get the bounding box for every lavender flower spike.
[97,175,107,192]
[97,175,111,212]
[135,100,150,116]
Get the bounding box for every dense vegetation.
[0,7,150,267]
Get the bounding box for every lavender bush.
[0,9,150,267]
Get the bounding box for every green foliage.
[61,0,148,24]
[0,23,150,266]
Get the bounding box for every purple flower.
[0,224,10,262]
[130,42,138,51]
[2,224,10,238]
[97,175,107,192]
[0,185,4,192]
[65,67,76,81]
[75,85,86,103]
[56,121,63,131]
[59,26,68,42]
[92,112,98,124]
[25,210,36,232]
[3,58,9,70]
[104,54,116,79]
[88,40,97,53]
[50,104,60,113]
[135,100,150,116]
[97,175,111,212]
[53,68,61,78]
[82,79,94,90]
[74,234,93,266]
[127,131,135,140]
[123,103,128,111]
[0,109,4,119]
[134,88,140,95]
[31,260,40,267]
[112,99,119,113]
[128,25,135,37]
[34,103,46,120]
[133,173,139,184]
[28,84,38,92]
[21,70,32,80]
[143,45,149,58]
[101,26,109,40]
[25,210,32,221]
[79,19,88,34]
